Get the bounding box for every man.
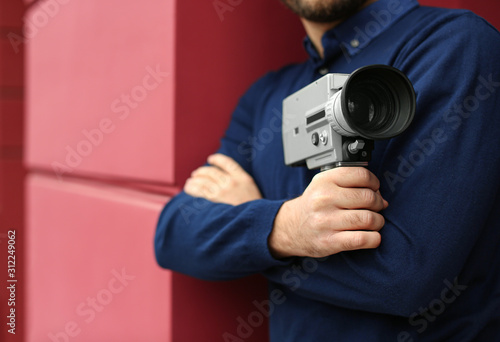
[155,0,500,340]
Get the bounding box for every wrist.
[268,200,297,259]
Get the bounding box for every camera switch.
[311,132,319,146]
[348,139,365,154]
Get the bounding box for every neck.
[301,0,378,59]
[301,19,339,59]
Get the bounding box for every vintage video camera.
[282,65,416,170]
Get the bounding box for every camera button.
[319,130,328,145]
[311,132,319,146]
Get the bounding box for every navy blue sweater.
[155,1,500,340]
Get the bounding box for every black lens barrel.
[341,65,416,140]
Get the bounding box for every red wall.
[171,3,306,339]
[0,0,497,341]
[419,0,500,29]
[0,1,26,341]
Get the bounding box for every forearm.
[154,191,291,280]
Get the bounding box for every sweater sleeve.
[154,74,292,281]
[263,13,500,317]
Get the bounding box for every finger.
[329,210,385,231]
[191,166,229,186]
[330,230,382,253]
[334,187,387,211]
[184,177,219,199]
[325,167,381,191]
[207,153,245,176]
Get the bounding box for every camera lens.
[341,65,415,140]
[347,79,395,131]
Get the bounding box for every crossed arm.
[184,153,388,259]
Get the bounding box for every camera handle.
[320,161,369,172]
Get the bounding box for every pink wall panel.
[25,0,176,184]
[26,174,171,341]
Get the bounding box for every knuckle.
[239,172,253,184]
[310,211,327,228]
[311,172,325,184]
[190,167,202,177]
[327,168,346,185]
[184,179,195,191]
[356,167,372,183]
[308,191,328,212]
[183,183,193,194]
[365,212,385,229]
[334,231,365,251]
[348,232,366,249]
[225,177,237,188]
[361,211,377,227]
[361,189,377,206]
[344,211,375,228]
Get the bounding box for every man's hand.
[269,167,388,259]
[184,153,263,206]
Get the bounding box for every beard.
[280,0,371,23]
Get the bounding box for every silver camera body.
[282,65,416,170]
